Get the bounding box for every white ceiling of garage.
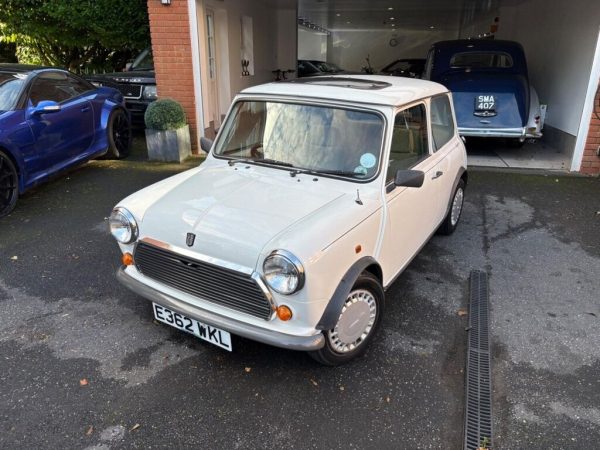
[298,0,502,31]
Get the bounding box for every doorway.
[204,8,220,134]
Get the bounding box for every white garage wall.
[461,0,600,138]
[327,29,457,71]
[277,8,298,73]
[298,28,328,60]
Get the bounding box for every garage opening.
[297,0,600,172]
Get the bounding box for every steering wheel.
[250,144,264,159]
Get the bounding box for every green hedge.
[144,98,187,131]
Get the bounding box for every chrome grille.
[134,242,273,320]
[115,84,142,99]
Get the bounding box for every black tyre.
[309,272,384,366]
[508,138,525,148]
[105,109,131,159]
[0,150,18,217]
[438,179,465,236]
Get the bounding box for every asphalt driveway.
[1,146,599,449]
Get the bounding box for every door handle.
[432,171,444,180]
[81,106,90,113]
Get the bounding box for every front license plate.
[475,94,496,111]
[152,303,232,351]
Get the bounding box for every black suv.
[86,49,156,126]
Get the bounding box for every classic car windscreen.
[450,52,513,69]
[214,101,385,179]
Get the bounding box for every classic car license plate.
[475,95,496,111]
[153,303,232,351]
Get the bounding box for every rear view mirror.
[394,169,424,188]
[200,137,213,153]
[31,100,61,116]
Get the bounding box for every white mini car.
[110,75,468,365]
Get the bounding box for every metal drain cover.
[464,270,493,450]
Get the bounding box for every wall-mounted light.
[160,0,171,5]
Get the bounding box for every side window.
[387,104,429,183]
[430,95,456,151]
[65,75,93,96]
[29,72,91,106]
[29,75,68,106]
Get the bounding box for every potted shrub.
[144,98,191,162]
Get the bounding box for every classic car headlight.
[263,250,305,295]
[143,85,157,100]
[109,207,138,244]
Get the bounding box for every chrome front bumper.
[116,267,325,351]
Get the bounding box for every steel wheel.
[0,151,18,217]
[309,272,384,366]
[450,186,464,226]
[327,289,377,353]
[438,179,465,236]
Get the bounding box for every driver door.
[379,103,447,284]
[26,71,94,173]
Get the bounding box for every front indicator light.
[277,305,293,321]
[122,252,134,266]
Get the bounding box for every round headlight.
[109,207,138,244]
[263,250,305,295]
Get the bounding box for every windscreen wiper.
[289,167,366,179]
[227,158,294,168]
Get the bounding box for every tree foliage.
[0,0,150,72]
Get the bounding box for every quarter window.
[387,104,429,183]
[430,95,456,151]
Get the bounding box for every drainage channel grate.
[464,270,493,450]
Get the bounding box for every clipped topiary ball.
[144,98,187,131]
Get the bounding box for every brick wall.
[580,82,600,175]
[147,0,198,150]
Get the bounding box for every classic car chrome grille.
[115,84,142,99]
[134,242,273,320]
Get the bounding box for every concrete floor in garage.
[466,138,573,171]
[0,137,599,449]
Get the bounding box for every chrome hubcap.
[450,187,464,226]
[327,289,377,353]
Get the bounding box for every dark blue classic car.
[0,64,131,217]
[425,40,543,145]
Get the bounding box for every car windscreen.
[0,72,27,111]
[214,101,385,180]
[450,52,513,69]
[131,49,153,71]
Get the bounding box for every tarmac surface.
[0,143,599,449]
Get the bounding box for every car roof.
[431,39,525,53]
[0,63,57,73]
[240,75,448,107]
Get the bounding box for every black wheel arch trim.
[316,256,381,330]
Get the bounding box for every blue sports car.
[0,64,131,217]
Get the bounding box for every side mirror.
[31,100,61,116]
[394,169,424,188]
[124,62,133,72]
[200,136,213,153]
